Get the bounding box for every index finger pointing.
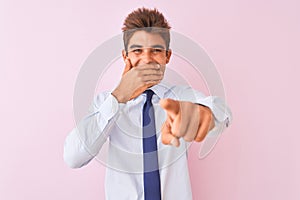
[159,98,180,119]
[161,119,180,147]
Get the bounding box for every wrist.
[111,89,128,103]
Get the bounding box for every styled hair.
[122,8,171,53]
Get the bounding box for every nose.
[140,49,154,64]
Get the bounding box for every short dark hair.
[122,8,171,52]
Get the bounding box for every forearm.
[63,93,119,168]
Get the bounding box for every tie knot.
[144,90,154,101]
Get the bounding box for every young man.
[64,8,231,200]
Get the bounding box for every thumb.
[159,98,180,119]
[122,58,132,76]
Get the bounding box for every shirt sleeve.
[63,92,119,168]
[173,85,233,137]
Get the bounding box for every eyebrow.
[151,45,165,49]
[129,44,143,49]
[128,44,166,49]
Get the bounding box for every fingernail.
[170,138,176,146]
[170,138,178,147]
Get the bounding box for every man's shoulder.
[156,83,205,101]
[155,83,192,93]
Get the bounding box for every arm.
[63,92,119,168]
[64,60,164,168]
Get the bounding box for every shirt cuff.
[98,93,119,121]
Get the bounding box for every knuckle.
[172,126,184,137]
[207,113,213,121]
[178,131,185,137]
[205,107,212,115]
[183,135,194,142]
[172,131,180,138]
[195,135,205,142]
[162,137,169,145]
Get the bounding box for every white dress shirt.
[64,83,232,200]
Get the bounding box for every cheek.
[127,56,139,67]
[159,56,169,63]
[128,55,168,67]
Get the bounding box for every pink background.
[1,0,300,199]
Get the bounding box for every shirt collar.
[148,82,172,99]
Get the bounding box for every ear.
[122,49,127,61]
[166,49,172,64]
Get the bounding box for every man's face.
[122,30,172,73]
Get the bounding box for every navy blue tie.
[143,90,161,200]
